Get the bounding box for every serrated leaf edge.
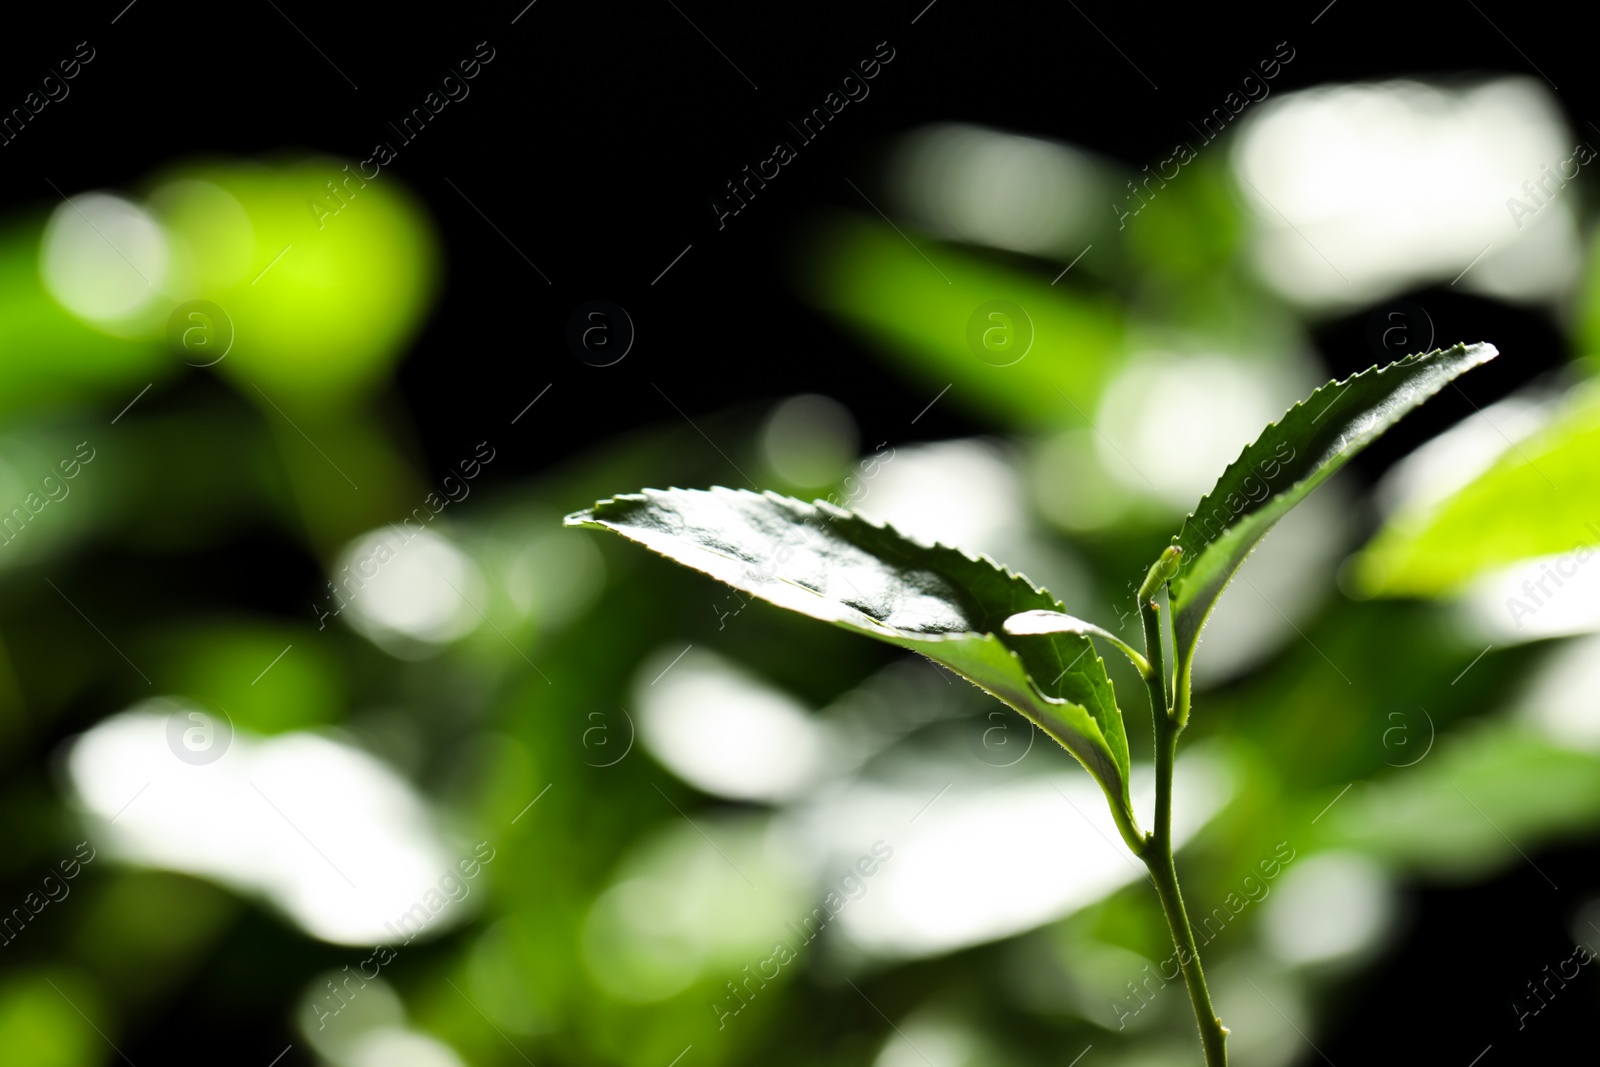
[567,485,1121,750]
[1168,343,1493,597]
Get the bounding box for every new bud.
[1138,545,1183,601]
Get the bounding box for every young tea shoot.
[566,342,1498,1064]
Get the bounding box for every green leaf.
[1167,343,1498,666]
[1356,385,1600,596]
[566,488,1136,826]
[1002,610,1150,677]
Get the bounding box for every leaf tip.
[1412,340,1498,368]
[565,495,640,528]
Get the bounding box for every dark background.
[8,0,1587,470]
[1,0,1593,1061]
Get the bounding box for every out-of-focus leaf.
[798,213,1124,427]
[0,220,169,417]
[151,621,344,735]
[1168,343,1498,666]
[152,158,440,408]
[1357,385,1600,596]
[0,971,106,1067]
[1324,719,1600,877]
[1577,226,1600,372]
[566,488,1134,823]
[1123,155,1244,281]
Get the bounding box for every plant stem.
[1140,595,1228,1066]
[1147,709,1228,1065]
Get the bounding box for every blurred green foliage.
[1359,384,1600,594]
[148,158,439,408]
[797,212,1125,427]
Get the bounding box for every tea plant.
[566,343,1497,1064]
